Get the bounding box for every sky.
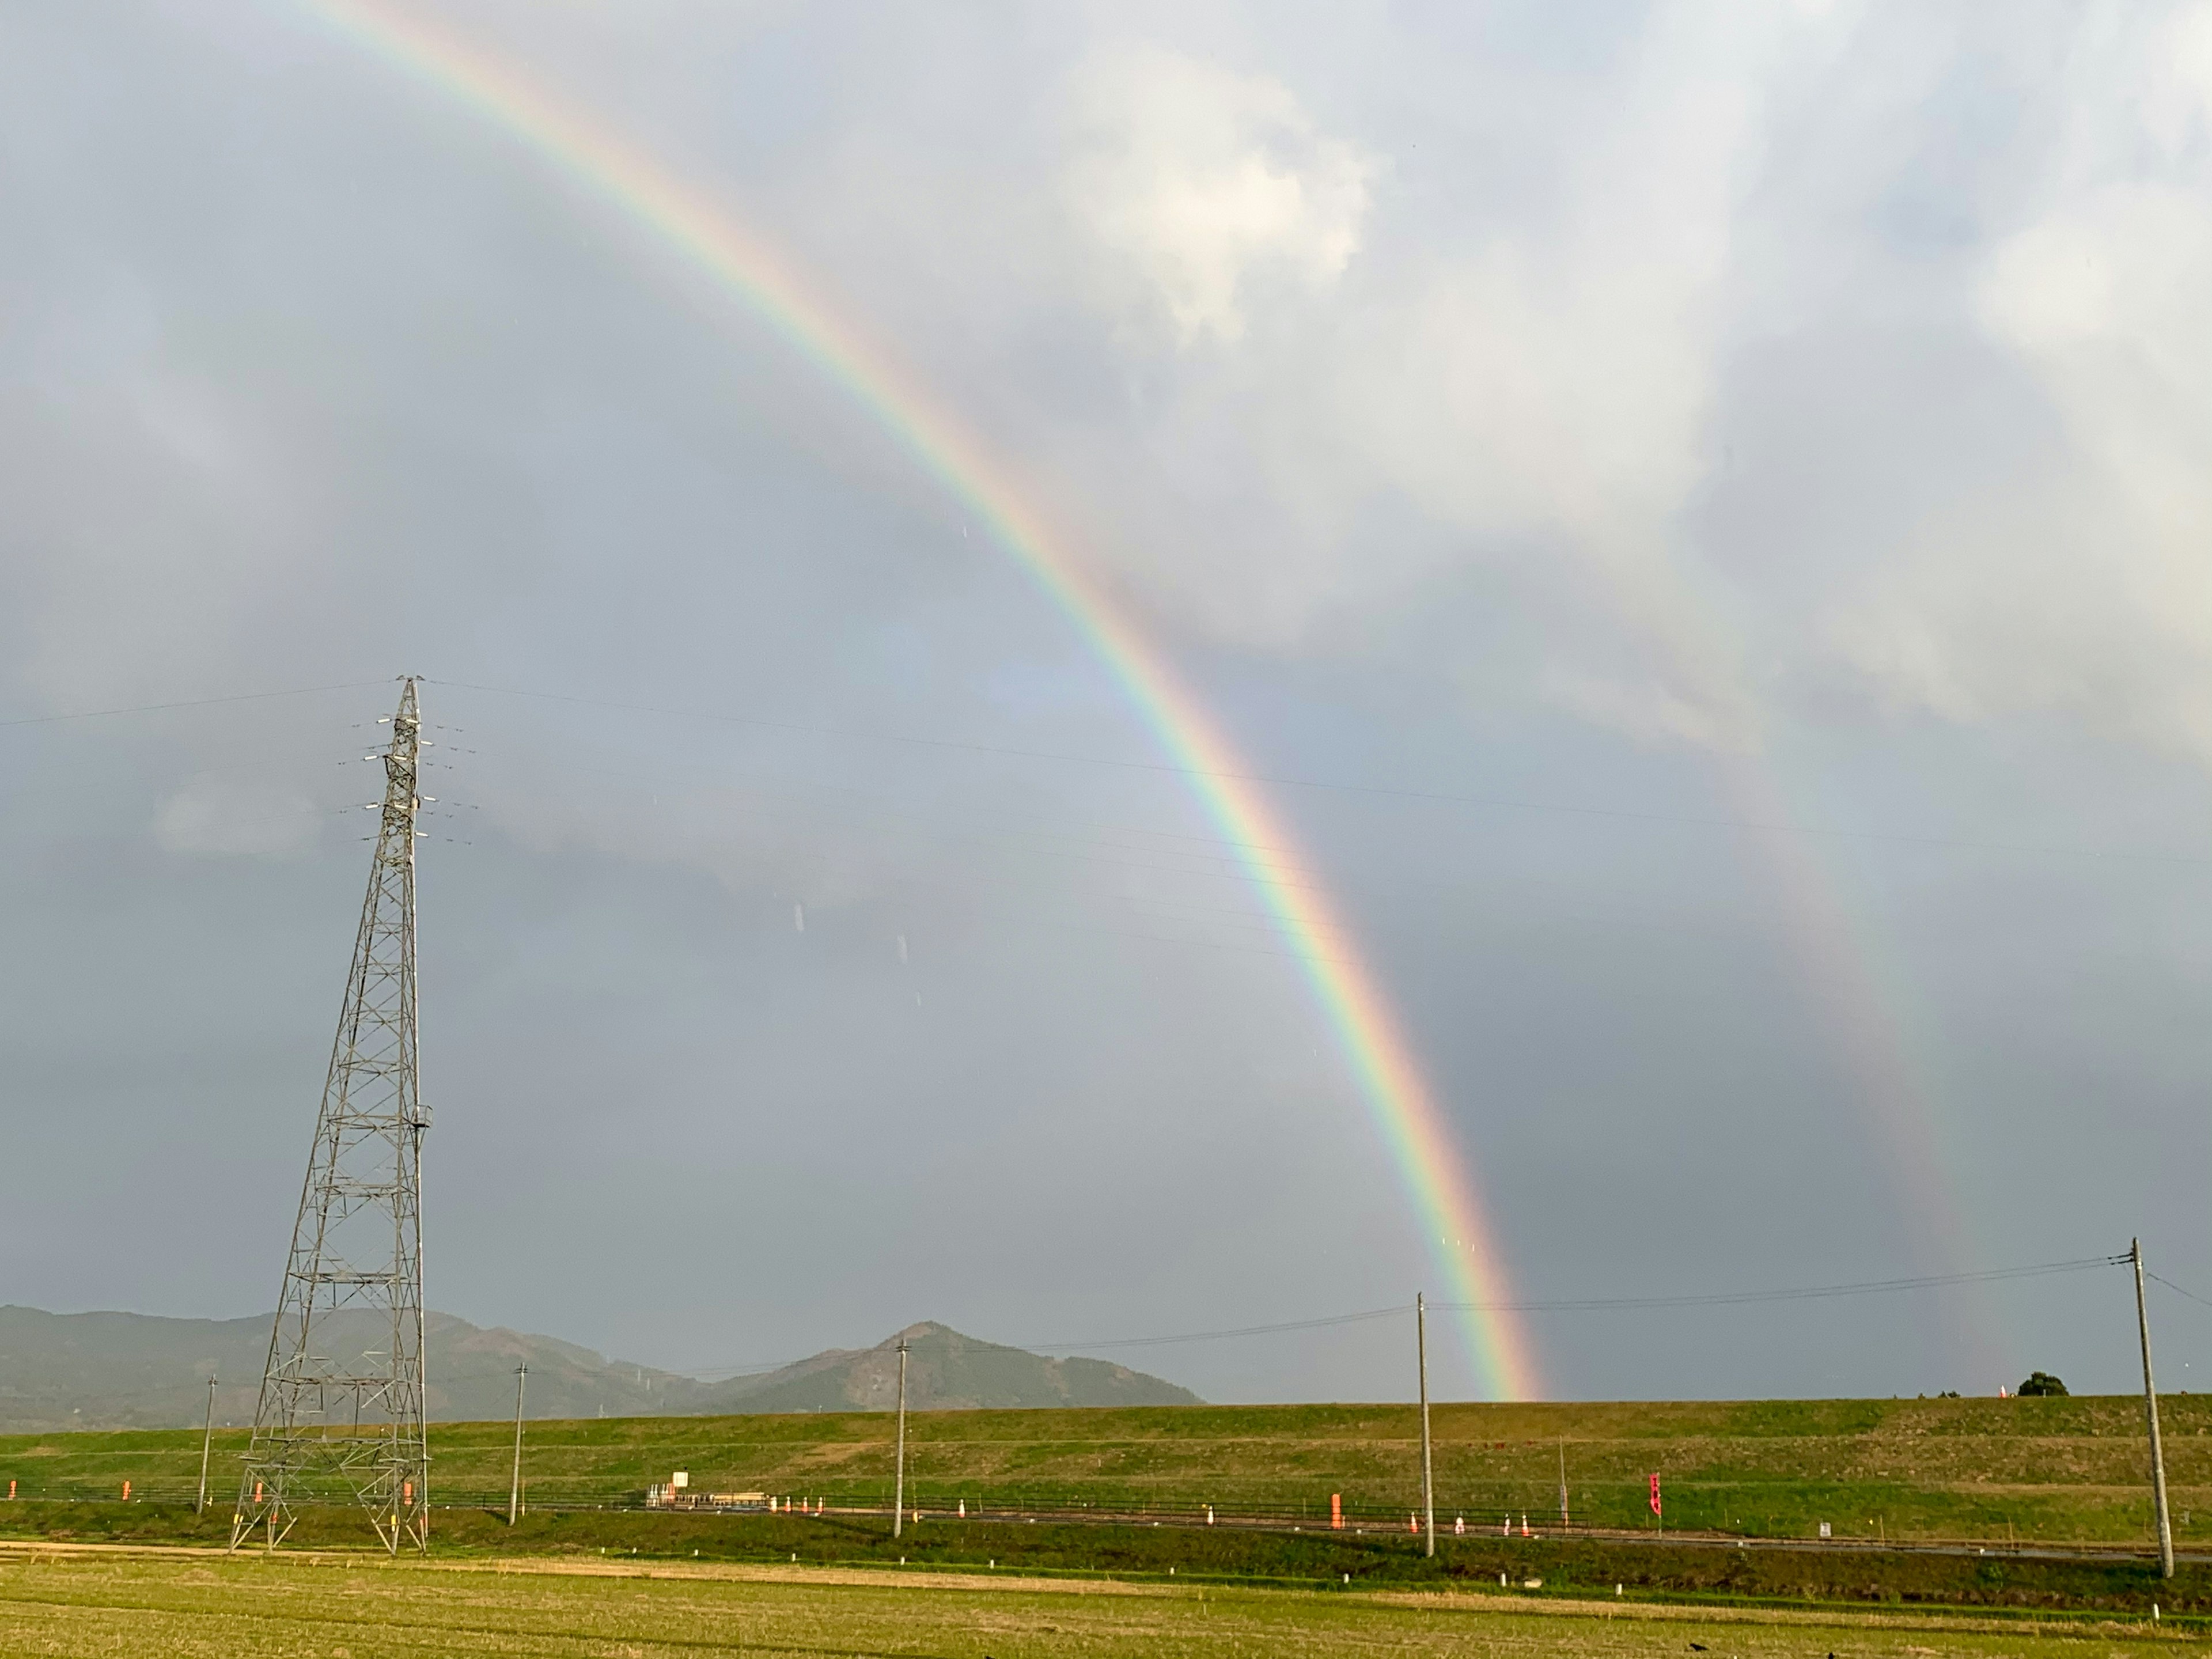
[5,0,2212,1404]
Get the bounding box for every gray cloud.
[3,1,2210,1404]
[153,774,320,857]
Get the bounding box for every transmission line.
[1434,1255,2130,1315]
[11,672,2200,868]
[427,677,2212,869]
[0,679,388,729]
[2147,1271,2212,1312]
[673,1255,2127,1376]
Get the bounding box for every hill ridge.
[0,1306,1198,1429]
[697,1320,1201,1414]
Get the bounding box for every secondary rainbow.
[297,0,1540,1397]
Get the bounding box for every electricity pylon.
[233,678,431,1553]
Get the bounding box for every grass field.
[3,1395,2200,1544]
[10,1501,2211,1614]
[0,1547,2192,1658]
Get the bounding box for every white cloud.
[1342,17,1776,555]
[1541,665,1738,752]
[1064,45,1371,343]
[1829,8,2212,756]
[154,775,320,857]
[28,0,2212,778]
[1036,4,1813,754]
[1046,2,2212,766]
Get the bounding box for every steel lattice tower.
[234,678,430,1553]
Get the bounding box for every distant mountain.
[0,1309,1199,1430]
[694,1322,1202,1413]
[0,1306,705,1431]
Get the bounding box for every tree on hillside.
[2016,1371,2069,1396]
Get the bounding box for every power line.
[0,680,391,730]
[455,734,1785,974]
[1027,1259,2125,1353]
[675,1255,2127,1376]
[1017,1307,1412,1356]
[510,733,1319,881]
[2147,1271,2212,1312]
[551,744,1763,964]
[9,672,2198,870]
[1437,1256,2128,1315]
[428,677,2212,870]
[57,1254,2137,1402]
[675,1309,1412,1380]
[491,729,1819,952]
[484,740,1800,972]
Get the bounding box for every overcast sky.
[6,1,2212,1404]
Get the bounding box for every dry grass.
[0,1546,2194,1658]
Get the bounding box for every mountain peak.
[0,1306,1200,1429]
[700,1323,1200,1413]
[880,1321,955,1345]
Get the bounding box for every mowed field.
[0,1548,2190,1659]
[3,1396,2203,1544]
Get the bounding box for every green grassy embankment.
[3,1395,2201,1547]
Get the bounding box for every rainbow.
[297,0,1541,1397]
[1563,562,1994,1369]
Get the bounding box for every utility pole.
[2133,1239,2176,1578]
[1417,1293,1434,1558]
[508,1362,528,1526]
[892,1339,909,1540]
[233,679,432,1555]
[196,1376,217,1514]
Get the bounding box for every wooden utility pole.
[196,1376,217,1514]
[2133,1240,2175,1578]
[508,1362,528,1526]
[892,1339,910,1540]
[1417,1293,1434,1558]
